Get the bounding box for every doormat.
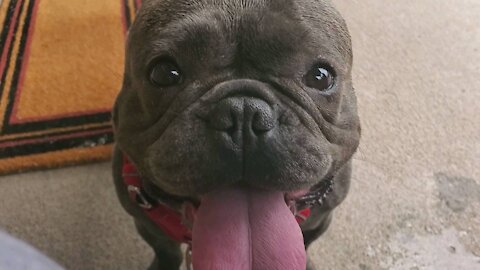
[0,0,140,174]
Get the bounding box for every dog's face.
[113,0,360,198]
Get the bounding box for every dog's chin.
[144,142,332,194]
[143,123,332,197]
[142,174,313,206]
[143,149,333,199]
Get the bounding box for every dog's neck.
[121,152,333,244]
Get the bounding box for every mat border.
[0,0,137,161]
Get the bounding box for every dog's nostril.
[225,125,237,137]
[208,102,238,132]
[251,109,275,134]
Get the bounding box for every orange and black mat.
[0,0,141,174]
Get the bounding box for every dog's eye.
[149,60,182,87]
[305,65,336,93]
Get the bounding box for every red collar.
[122,155,192,243]
[122,154,318,244]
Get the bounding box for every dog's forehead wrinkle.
[137,0,261,30]
[133,0,352,72]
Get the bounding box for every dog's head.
[114,0,360,199]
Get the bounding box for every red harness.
[122,155,316,244]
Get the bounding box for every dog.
[112,0,360,269]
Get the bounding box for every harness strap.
[123,155,192,243]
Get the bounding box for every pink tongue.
[192,187,307,270]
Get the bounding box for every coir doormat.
[0,0,140,174]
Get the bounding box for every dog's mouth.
[191,186,308,270]
[143,178,331,213]
[143,177,334,270]
[180,188,312,224]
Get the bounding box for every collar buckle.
[127,185,153,210]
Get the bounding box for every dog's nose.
[208,97,276,136]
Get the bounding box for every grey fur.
[112,0,360,269]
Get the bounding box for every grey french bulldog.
[112,0,360,269]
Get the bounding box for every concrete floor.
[1,0,479,269]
